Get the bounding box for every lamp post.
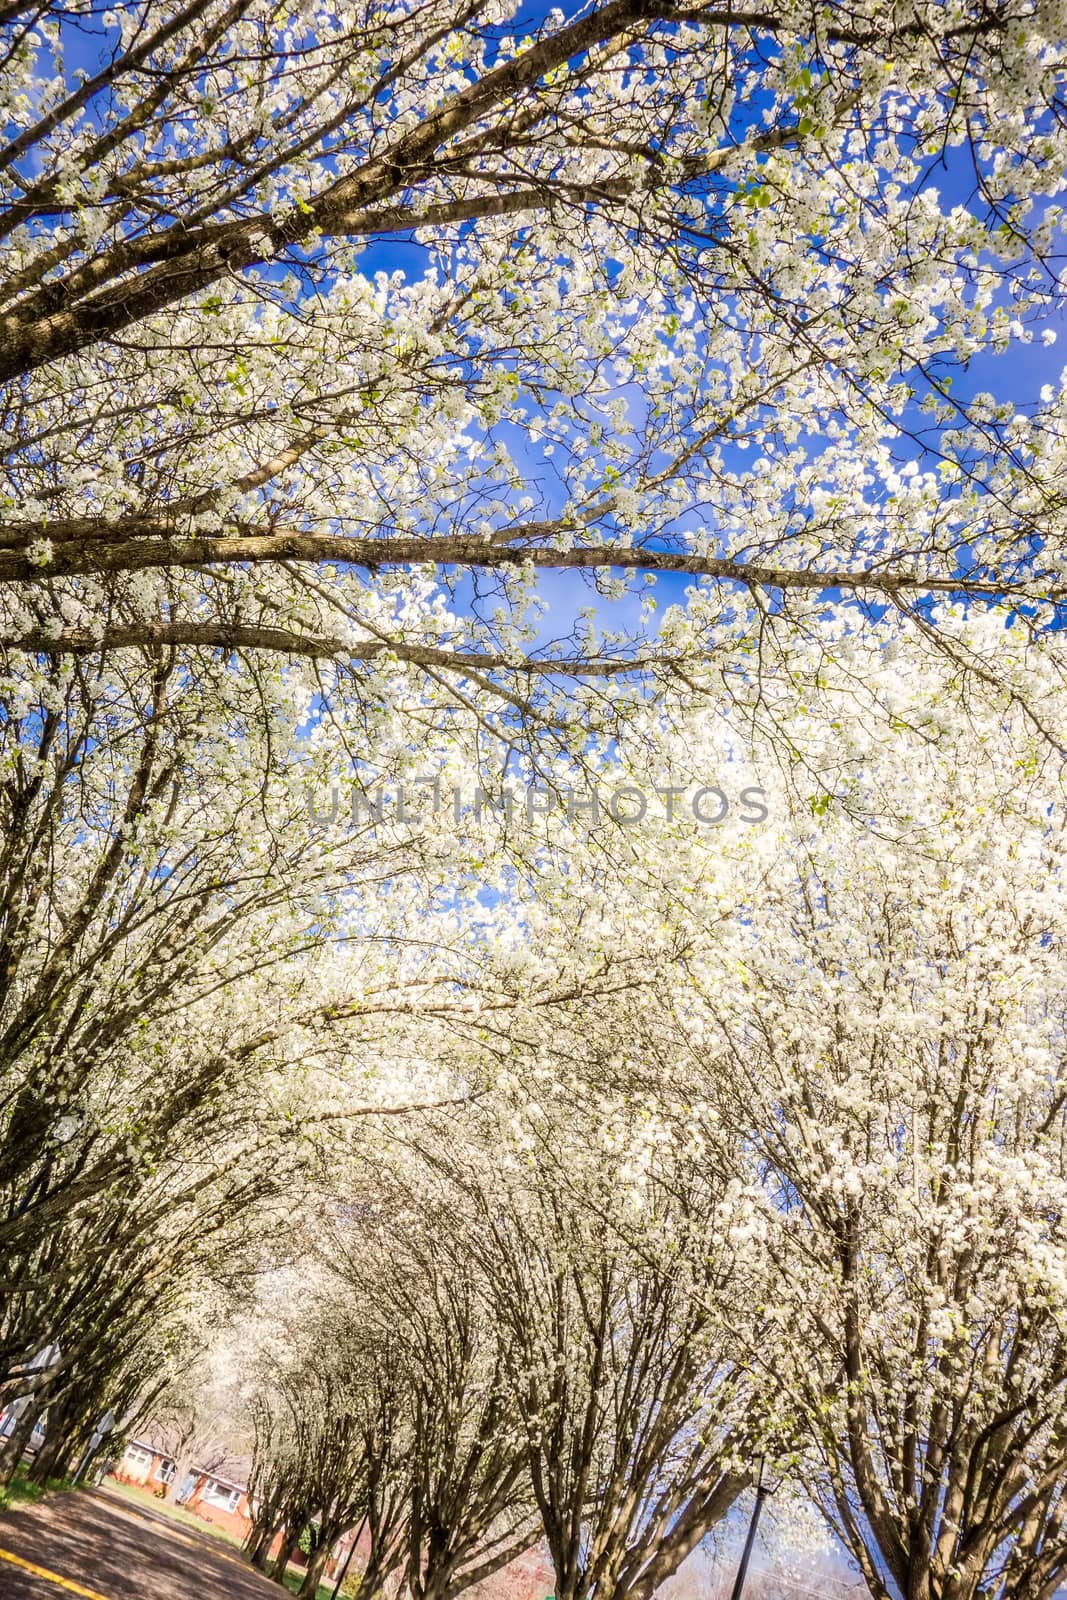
[729,1456,779,1600]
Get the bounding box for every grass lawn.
[280,1570,337,1600]
[0,1465,72,1512]
[102,1477,246,1550]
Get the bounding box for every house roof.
[196,1456,252,1495]
[126,1422,251,1493]
[128,1418,185,1459]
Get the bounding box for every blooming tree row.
[153,622,1067,1600]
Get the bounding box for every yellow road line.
[0,1544,113,1600]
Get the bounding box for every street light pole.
[729,1457,773,1600]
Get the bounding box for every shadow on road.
[0,1484,284,1600]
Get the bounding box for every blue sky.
[40,3,1067,653]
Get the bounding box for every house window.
[124,1444,153,1469]
[154,1459,177,1485]
[200,1479,241,1513]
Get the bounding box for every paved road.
[0,1485,286,1600]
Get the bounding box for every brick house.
[112,1424,254,1542]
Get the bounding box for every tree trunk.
[26,1423,73,1485]
[298,1542,332,1598]
[247,1511,284,1570]
[164,1447,193,1503]
[272,1529,299,1581]
[0,1403,41,1483]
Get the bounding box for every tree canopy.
[2,5,1067,1599]
[1,0,1065,697]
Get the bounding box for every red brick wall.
[182,1484,253,1542]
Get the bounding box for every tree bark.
[298,1542,333,1598]
[0,1403,40,1483]
[247,1512,285,1570]
[272,1529,300,1582]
